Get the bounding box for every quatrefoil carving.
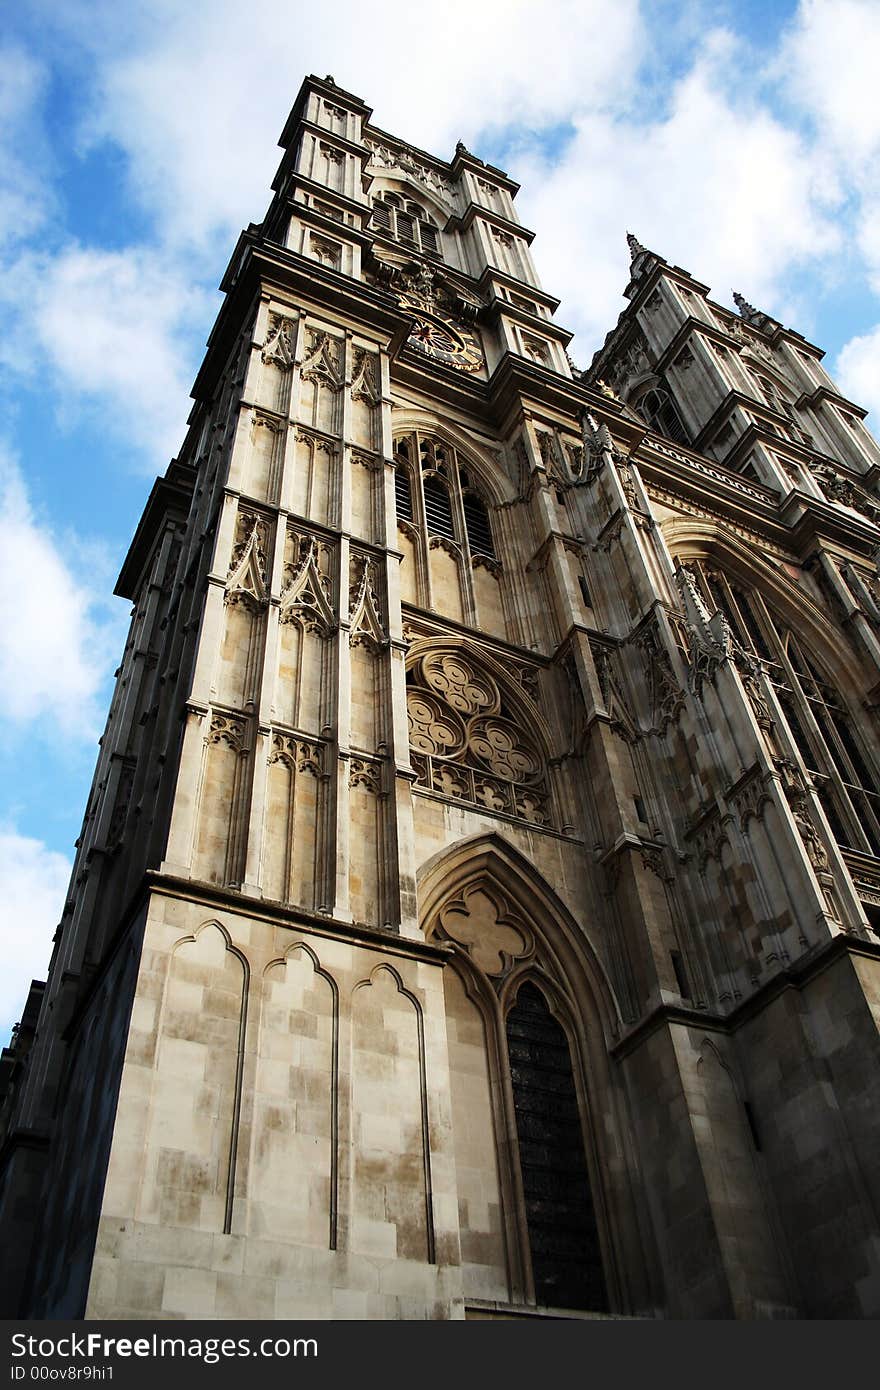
[438,887,531,976]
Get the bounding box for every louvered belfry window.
[423,476,455,540]
[371,191,441,257]
[394,464,413,522]
[393,430,496,562]
[634,383,689,444]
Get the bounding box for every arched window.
[423,475,455,540]
[506,983,608,1311]
[751,370,814,447]
[371,191,440,257]
[394,463,413,522]
[425,852,620,1315]
[685,560,880,855]
[634,383,689,444]
[461,474,495,559]
[393,430,497,561]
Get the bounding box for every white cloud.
[64,0,643,250]
[1,244,214,468]
[0,445,123,736]
[516,30,842,357]
[777,0,880,295]
[0,826,69,1039]
[778,0,880,172]
[836,323,880,422]
[0,45,54,249]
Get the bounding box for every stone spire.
[623,232,662,300]
[732,290,780,333]
[733,290,758,319]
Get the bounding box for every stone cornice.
[115,466,196,602]
[610,931,880,1060]
[147,872,454,964]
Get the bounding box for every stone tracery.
[406,650,552,826]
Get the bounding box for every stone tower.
[3,74,880,1320]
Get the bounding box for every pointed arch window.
[423,476,455,540]
[506,982,608,1311]
[633,382,689,444]
[685,560,880,856]
[371,191,440,257]
[429,866,617,1315]
[394,463,413,522]
[393,429,497,563]
[461,475,496,559]
[751,370,813,446]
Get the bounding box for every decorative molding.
[472,552,502,577]
[269,733,323,776]
[226,509,270,609]
[301,330,343,391]
[774,757,831,872]
[807,459,880,524]
[352,449,382,472]
[208,711,249,752]
[407,650,553,827]
[635,622,685,732]
[363,139,454,201]
[727,764,772,832]
[590,640,639,743]
[675,564,733,695]
[350,347,381,405]
[577,410,615,484]
[311,236,341,269]
[686,805,727,868]
[251,409,285,435]
[428,533,462,560]
[638,842,673,883]
[349,756,382,793]
[646,437,774,504]
[280,531,337,636]
[261,314,295,370]
[348,552,387,651]
[106,758,136,849]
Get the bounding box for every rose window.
[406,652,551,826]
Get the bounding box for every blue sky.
[3,0,880,1039]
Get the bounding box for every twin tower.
[3,74,880,1319]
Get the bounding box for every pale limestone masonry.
[2,75,880,1320]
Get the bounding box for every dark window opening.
[743,1100,762,1151]
[670,950,691,999]
[395,467,413,522]
[372,193,441,258]
[463,493,495,558]
[863,902,880,935]
[505,983,608,1312]
[423,476,455,540]
[635,385,689,445]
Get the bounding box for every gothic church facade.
[3,74,880,1319]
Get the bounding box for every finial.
[627,231,647,261]
[733,290,757,318]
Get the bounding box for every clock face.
[406,313,484,373]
